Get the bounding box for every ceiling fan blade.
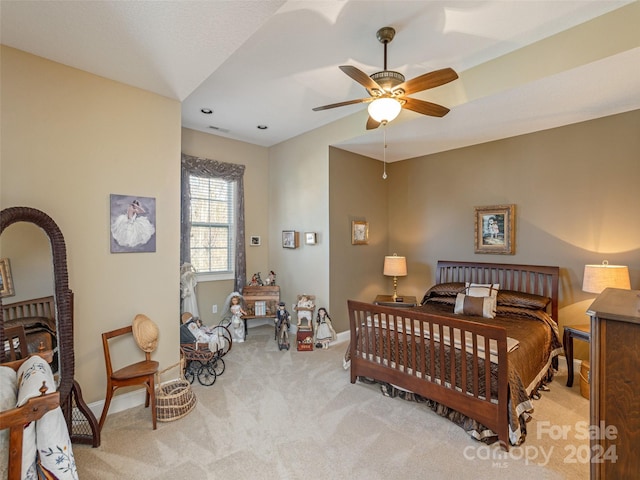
[394,68,458,95]
[366,116,381,130]
[312,97,372,112]
[339,65,383,92]
[402,97,450,117]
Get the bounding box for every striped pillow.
[455,293,496,318]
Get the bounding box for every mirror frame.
[0,206,74,404]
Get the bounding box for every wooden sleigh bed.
[347,261,562,450]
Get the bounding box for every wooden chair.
[99,325,159,431]
[4,324,29,361]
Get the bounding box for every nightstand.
[563,324,590,387]
[373,295,417,308]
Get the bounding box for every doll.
[222,291,247,343]
[275,302,291,350]
[295,295,315,330]
[182,316,225,353]
[314,307,336,349]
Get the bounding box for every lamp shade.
[368,98,402,124]
[383,254,407,277]
[582,261,630,294]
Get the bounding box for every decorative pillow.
[421,282,466,304]
[465,282,499,315]
[454,293,496,319]
[497,290,551,310]
[465,282,499,297]
[423,296,456,306]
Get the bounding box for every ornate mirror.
[0,206,100,446]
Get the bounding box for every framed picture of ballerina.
[110,194,157,253]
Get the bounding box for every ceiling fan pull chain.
[382,126,388,179]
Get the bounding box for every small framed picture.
[305,232,317,245]
[0,257,15,298]
[352,221,369,245]
[282,230,299,249]
[474,204,515,255]
[250,236,261,246]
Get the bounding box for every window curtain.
[181,153,246,293]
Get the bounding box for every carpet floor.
[74,324,589,479]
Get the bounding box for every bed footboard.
[347,300,510,450]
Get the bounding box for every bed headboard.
[2,296,56,321]
[436,260,559,323]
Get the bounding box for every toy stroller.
[179,313,232,386]
[275,302,291,351]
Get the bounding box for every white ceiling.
[2,1,639,162]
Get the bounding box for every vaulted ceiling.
[2,1,639,161]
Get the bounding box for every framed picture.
[250,235,261,246]
[282,230,299,249]
[0,257,15,298]
[305,232,317,245]
[351,221,369,245]
[474,204,515,255]
[110,194,156,253]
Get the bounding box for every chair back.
[101,325,135,376]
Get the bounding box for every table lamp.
[383,254,407,300]
[582,260,630,294]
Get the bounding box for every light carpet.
[74,324,589,479]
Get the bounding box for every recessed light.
[257,125,268,130]
[201,108,213,115]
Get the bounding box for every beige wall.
[180,128,270,325]
[385,109,640,360]
[3,43,638,409]
[1,46,182,403]
[267,111,366,322]
[328,147,388,331]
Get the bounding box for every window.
[188,175,236,275]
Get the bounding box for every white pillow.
[16,356,57,479]
[16,356,56,407]
[454,293,496,319]
[0,366,18,480]
[465,282,499,315]
[36,407,78,479]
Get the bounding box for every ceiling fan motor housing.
[368,70,405,96]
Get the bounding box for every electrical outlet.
[212,304,218,314]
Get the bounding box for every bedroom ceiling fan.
[313,26,458,130]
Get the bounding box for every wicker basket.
[155,361,197,422]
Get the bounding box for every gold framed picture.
[0,257,15,298]
[351,221,369,245]
[474,204,515,255]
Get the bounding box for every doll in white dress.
[222,292,247,343]
[314,307,336,349]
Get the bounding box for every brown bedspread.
[351,300,562,445]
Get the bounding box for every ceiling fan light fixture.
[368,97,402,124]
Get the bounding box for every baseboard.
[336,329,349,344]
[87,388,147,420]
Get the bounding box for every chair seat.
[111,360,159,380]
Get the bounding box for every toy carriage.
[179,313,232,386]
